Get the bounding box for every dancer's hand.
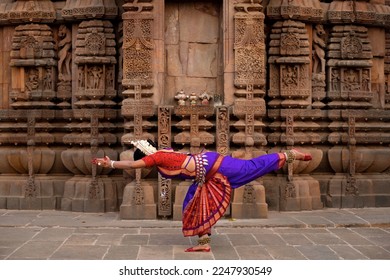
[91,156,111,168]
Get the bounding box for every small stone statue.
[199,91,212,105]
[175,89,188,106]
[189,92,198,105]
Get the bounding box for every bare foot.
[292,149,312,161]
[185,245,211,252]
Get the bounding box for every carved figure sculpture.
[58,25,72,81]
[313,24,326,74]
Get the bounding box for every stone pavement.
[1,208,390,260]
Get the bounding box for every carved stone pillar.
[0,110,57,210]
[230,0,267,219]
[266,0,324,211]
[58,0,121,213]
[61,109,118,212]
[119,0,158,219]
[216,106,230,155]
[157,106,173,218]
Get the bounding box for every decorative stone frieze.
[62,0,118,20]
[0,0,56,25]
[119,0,157,219]
[327,0,390,27]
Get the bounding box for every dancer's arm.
[91,156,146,169]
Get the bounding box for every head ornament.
[130,140,157,155]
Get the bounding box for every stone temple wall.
[0,0,390,220]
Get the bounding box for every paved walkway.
[1,208,390,260]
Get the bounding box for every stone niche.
[10,24,57,109]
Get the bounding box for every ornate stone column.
[3,1,58,210]
[326,0,390,208]
[266,0,323,211]
[119,0,158,219]
[229,0,268,218]
[60,0,121,212]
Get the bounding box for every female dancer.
[92,140,312,252]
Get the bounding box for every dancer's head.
[132,139,157,160]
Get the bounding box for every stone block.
[84,199,105,213]
[0,197,6,208]
[231,184,268,219]
[119,181,157,220]
[362,195,376,208]
[173,181,189,221]
[20,197,42,210]
[6,197,21,209]
[179,2,219,44]
[367,27,385,57]
[41,197,57,210]
[284,197,301,211]
[120,204,157,220]
[60,198,73,211]
[375,195,390,207]
[188,43,218,78]
[71,199,85,212]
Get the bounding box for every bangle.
[110,160,116,169]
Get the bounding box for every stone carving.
[327,25,373,109]
[216,106,230,155]
[268,20,311,109]
[62,0,118,20]
[5,0,56,23]
[58,25,72,82]
[267,0,322,21]
[234,1,265,88]
[174,103,214,153]
[312,24,326,74]
[158,106,173,217]
[74,20,117,108]
[122,18,154,87]
[10,24,56,109]
[243,185,255,203]
[57,25,72,108]
[174,90,188,106]
[312,25,327,108]
[199,91,212,105]
[1,0,390,214]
